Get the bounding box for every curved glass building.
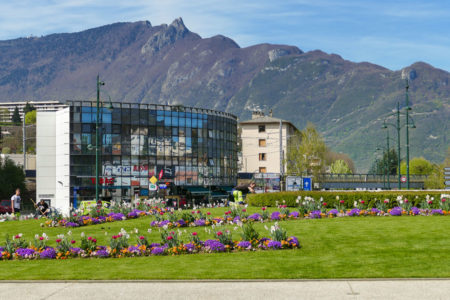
[37,101,237,207]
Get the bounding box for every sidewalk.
[0,279,449,300]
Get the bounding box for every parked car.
[0,199,12,214]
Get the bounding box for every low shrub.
[246,191,443,209]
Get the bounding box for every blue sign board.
[303,177,312,191]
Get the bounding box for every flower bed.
[0,223,300,261]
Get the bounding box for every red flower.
[139,236,145,240]
[112,235,117,239]
[88,237,93,241]
[217,231,223,236]
[73,214,77,217]
[207,212,211,215]
[56,239,61,243]
[242,209,247,212]
[339,200,345,204]
[197,210,201,214]
[323,203,327,206]
[14,235,20,239]
[404,199,409,203]
[167,236,173,240]
[192,232,197,236]
[442,198,446,203]
[262,207,266,211]
[92,239,97,243]
[39,237,44,241]
[159,212,164,215]
[360,200,365,204]
[70,240,76,244]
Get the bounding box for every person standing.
[11,188,21,215]
[232,182,256,204]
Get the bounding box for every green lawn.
[0,209,449,279]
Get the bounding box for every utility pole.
[396,102,401,189]
[405,79,411,189]
[386,130,390,189]
[279,119,283,191]
[22,112,26,170]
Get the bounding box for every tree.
[285,122,327,180]
[25,110,36,124]
[400,157,434,175]
[330,159,352,174]
[11,107,21,124]
[325,151,355,173]
[369,149,398,175]
[23,102,35,114]
[0,158,26,199]
[424,146,450,189]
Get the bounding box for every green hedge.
[246,191,445,209]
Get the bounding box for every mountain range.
[0,18,448,171]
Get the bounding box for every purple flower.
[151,247,165,255]
[267,240,282,249]
[127,245,143,255]
[347,208,361,217]
[248,213,262,221]
[15,248,35,258]
[237,241,252,249]
[0,247,4,252]
[159,220,171,227]
[271,211,281,220]
[411,207,420,215]
[150,220,158,227]
[289,211,300,218]
[40,247,56,259]
[204,239,225,252]
[371,208,380,214]
[328,209,339,216]
[389,207,403,216]
[127,211,138,219]
[109,213,125,221]
[175,219,186,227]
[65,222,80,227]
[94,249,109,258]
[287,236,300,247]
[70,247,82,255]
[184,242,196,253]
[194,219,206,226]
[233,216,241,223]
[149,243,161,248]
[309,210,322,219]
[431,209,444,215]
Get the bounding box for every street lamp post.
[404,79,411,189]
[95,75,105,207]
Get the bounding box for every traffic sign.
[149,176,158,185]
[149,183,158,191]
[401,176,407,183]
[303,177,312,191]
[158,169,164,180]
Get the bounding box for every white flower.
[126,234,130,239]
[105,232,108,236]
[336,196,340,200]
[163,225,168,230]
[67,231,72,236]
[134,228,139,234]
[148,228,152,234]
[264,225,269,231]
[353,201,357,208]
[81,232,85,238]
[18,233,23,238]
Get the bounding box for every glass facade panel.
[68,101,237,203]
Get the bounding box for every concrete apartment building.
[239,111,298,174]
[0,100,66,122]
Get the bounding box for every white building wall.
[240,123,292,174]
[55,108,70,214]
[36,107,70,214]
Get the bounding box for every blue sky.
[1,0,449,71]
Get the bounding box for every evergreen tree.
[369,149,398,175]
[11,107,21,123]
[23,102,36,114]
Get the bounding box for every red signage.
[90,178,115,185]
[401,176,407,183]
[158,169,164,180]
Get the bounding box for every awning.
[184,186,210,195]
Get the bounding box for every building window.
[259,153,266,161]
[258,139,266,147]
[259,167,267,173]
[258,125,265,132]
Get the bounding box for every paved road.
[0,279,449,300]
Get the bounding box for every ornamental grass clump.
[240,223,259,242]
